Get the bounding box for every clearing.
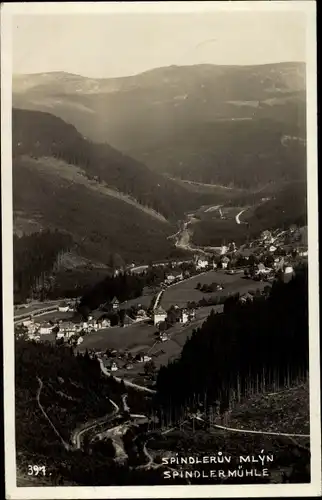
[161,270,267,309]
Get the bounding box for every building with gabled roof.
[153,306,167,326]
[111,296,120,310]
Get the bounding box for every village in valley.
[14,224,308,389]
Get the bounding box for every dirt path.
[98,357,156,394]
[36,377,71,451]
[194,416,310,438]
[213,423,309,438]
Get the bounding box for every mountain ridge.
[13,62,306,189]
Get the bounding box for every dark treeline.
[78,265,169,313]
[79,272,145,313]
[249,181,307,234]
[13,230,73,303]
[155,264,308,419]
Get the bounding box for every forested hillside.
[12,108,218,220]
[139,118,306,187]
[13,155,182,266]
[15,340,128,481]
[156,265,308,417]
[13,230,73,303]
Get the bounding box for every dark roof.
[154,306,167,315]
[111,296,119,303]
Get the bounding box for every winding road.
[71,396,120,449]
[98,357,156,394]
[235,209,246,225]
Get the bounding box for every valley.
[12,60,310,488]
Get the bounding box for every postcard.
[1,1,320,498]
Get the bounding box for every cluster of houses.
[18,295,151,344]
[20,314,113,344]
[153,305,195,327]
[18,225,307,349]
[98,348,153,373]
[193,255,231,271]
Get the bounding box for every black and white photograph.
[1,1,320,498]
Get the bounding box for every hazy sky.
[12,11,306,78]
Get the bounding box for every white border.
[1,2,320,499]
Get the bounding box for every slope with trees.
[155,264,308,421]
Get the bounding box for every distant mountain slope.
[12,108,213,221]
[13,62,306,187]
[13,155,176,265]
[13,62,305,99]
[191,180,307,247]
[13,108,248,266]
[137,118,306,187]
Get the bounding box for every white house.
[97,318,111,329]
[77,336,84,345]
[269,245,277,253]
[153,306,167,326]
[196,258,209,270]
[38,323,54,335]
[58,306,69,313]
[22,319,33,327]
[59,321,77,333]
[188,309,196,320]
[111,362,118,372]
[283,266,294,283]
[137,309,147,319]
[23,320,37,334]
[220,245,228,255]
[179,309,189,324]
[221,256,230,269]
[143,355,152,362]
[299,250,308,257]
[111,297,120,310]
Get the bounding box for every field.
[161,270,267,309]
[76,321,156,354]
[147,305,223,369]
[76,269,269,379]
[75,304,223,381]
[31,311,75,322]
[121,292,155,310]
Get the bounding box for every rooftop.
[154,306,167,315]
